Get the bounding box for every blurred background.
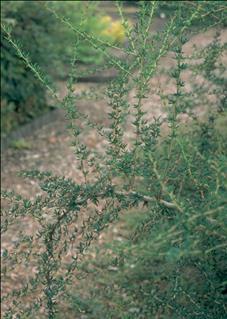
[1,0,179,142]
[1,1,134,138]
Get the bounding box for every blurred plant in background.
[100,15,127,44]
[1,1,48,135]
[1,1,121,136]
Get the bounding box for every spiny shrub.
[72,115,226,318]
[1,1,227,318]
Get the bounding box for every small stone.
[31,154,40,159]
[107,266,118,271]
[160,12,166,19]
[113,227,118,234]
[48,136,57,144]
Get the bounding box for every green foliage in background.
[1,1,116,135]
[1,1,227,318]
[157,0,227,26]
[1,1,46,135]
